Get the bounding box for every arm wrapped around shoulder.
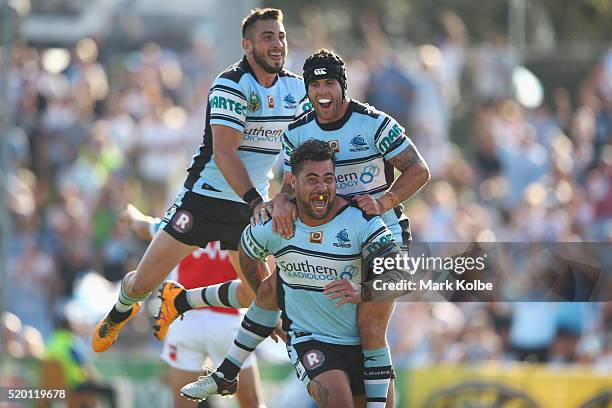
[361,241,411,302]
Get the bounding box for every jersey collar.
[239,56,279,87]
[315,99,355,131]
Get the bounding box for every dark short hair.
[290,139,335,175]
[242,8,283,39]
[303,49,347,98]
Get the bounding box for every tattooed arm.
[378,143,430,212]
[278,172,296,198]
[238,243,271,292]
[360,241,410,301]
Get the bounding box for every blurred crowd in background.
[1,1,612,397]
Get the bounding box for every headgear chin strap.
[303,57,347,99]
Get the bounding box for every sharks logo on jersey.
[334,229,351,248]
[284,93,297,109]
[350,135,369,152]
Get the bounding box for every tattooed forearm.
[279,182,295,198]
[279,173,295,199]
[309,378,331,408]
[239,247,270,292]
[362,247,412,301]
[382,143,430,207]
[387,143,426,172]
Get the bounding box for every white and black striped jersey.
[185,56,309,202]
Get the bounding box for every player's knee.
[358,309,387,332]
[236,282,256,307]
[358,317,387,348]
[255,277,277,310]
[120,271,136,294]
[129,272,155,296]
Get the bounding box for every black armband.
[243,188,263,209]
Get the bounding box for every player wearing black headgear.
[303,49,348,99]
[301,49,350,123]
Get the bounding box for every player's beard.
[253,46,285,74]
[314,96,343,122]
[308,84,346,123]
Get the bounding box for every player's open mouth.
[310,194,328,209]
[318,98,332,109]
[269,51,283,62]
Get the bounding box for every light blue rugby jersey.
[282,100,412,243]
[241,200,396,346]
[184,57,310,202]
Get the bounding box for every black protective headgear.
[303,49,347,99]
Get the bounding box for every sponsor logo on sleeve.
[378,123,403,152]
[243,231,266,259]
[209,95,246,115]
